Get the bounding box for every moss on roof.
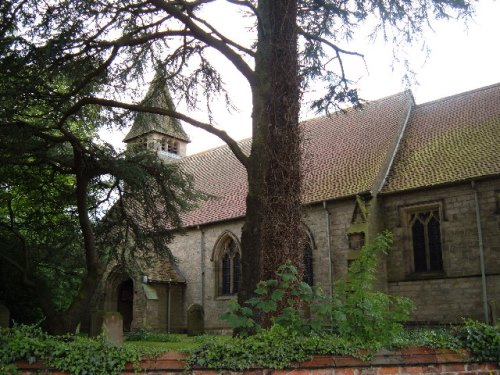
[383,83,500,193]
[178,91,413,227]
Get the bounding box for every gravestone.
[187,303,204,336]
[102,312,123,344]
[90,311,123,343]
[0,304,10,328]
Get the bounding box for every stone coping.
[12,348,500,374]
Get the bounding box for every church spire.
[123,73,190,158]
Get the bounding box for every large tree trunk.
[43,150,105,334]
[240,0,303,322]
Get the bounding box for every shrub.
[0,324,143,375]
[331,231,415,345]
[222,231,414,346]
[187,324,365,370]
[459,319,500,362]
[125,329,181,342]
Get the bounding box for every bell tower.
[123,76,190,159]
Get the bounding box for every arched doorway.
[117,278,133,332]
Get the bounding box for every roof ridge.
[299,89,412,124]
[184,90,414,160]
[416,81,500,108]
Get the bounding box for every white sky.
[107,0,500,155]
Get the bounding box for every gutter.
[471,181,490,323]
[199,226,206,307]
[375,92,414,194]
[323,201,333,298]
[167,280,172,333]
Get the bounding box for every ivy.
[187,325,366,371]
[0,324,146,375]
[125,329,181,343]
[459,319,500,362]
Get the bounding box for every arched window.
[409,209,443,272]
[214,235,241,296]
[303,241,314,286]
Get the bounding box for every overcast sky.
[107,0,500,155]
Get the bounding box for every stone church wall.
[169,199,361,331]
[382,177,500,323]
[167,177,500,330]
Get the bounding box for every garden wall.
[14,348,500,375]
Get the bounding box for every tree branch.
[64,97,249,168]
[225,0,259,18]
[298,27,365,59]
[190,14,255,57]
[149,0,256,86]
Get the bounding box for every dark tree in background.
[0,0,473,331]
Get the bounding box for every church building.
[99,82,500,332]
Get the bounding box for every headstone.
[90,311,123,343]
[102,312,123,344]
[0,304,10,328]
[187,303,204,336]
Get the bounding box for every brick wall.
[14,348,500,375]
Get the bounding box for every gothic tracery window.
[217,236,241,296]
[409,209,443,273]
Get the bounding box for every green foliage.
[0,324,145,375]
[221,263,328,336]
[391,327,463,350]
[187,324,364,371]
[125,329,181,343]
[207,232,417,370]
[331,231,415,345]
[458,319,500,362]
[223,231,414,346]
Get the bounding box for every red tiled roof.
[382,83,500,193]
[180,140,251,227]
[301,91,412,203]
[179,91,413,227]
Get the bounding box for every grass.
[124,334,231,353]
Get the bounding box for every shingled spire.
[123,74,190,159]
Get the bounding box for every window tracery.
[408,208,444,273]
[215,235,241,296]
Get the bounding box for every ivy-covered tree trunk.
[240,0,304,321]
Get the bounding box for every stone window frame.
[212,231,242,298]
[401,201,446,278]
